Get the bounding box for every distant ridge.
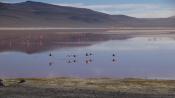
[0,1,174,27]
[170,16,175,18]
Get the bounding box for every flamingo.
[49,53,52,56]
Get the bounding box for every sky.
[1,0,175,18]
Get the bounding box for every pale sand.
[0,78,175,98]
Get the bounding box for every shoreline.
[1,77,175,98]
[0,27,175,31]
[1,77,175,93]
[0,28,175,36]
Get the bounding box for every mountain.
[170,16,175,18]
[0,1,174,28]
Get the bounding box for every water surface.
[0,32,175,79]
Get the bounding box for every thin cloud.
[56,3,175,18]
[57,3,160,9]
[128,10,175,18]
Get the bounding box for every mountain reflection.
[0,31,130,54]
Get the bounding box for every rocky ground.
[0,78,175,98]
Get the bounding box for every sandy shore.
[0,78,175,98]
[1,27,175,36]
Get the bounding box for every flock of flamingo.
[48,52,117,66]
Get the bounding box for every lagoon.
[0,32,175,79]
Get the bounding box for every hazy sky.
[1,0,175,18]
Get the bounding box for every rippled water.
[0,32,175,79]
